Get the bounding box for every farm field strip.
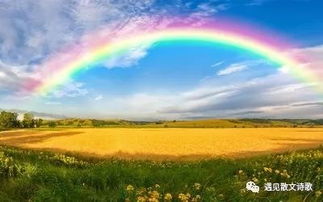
[0,128,322,159]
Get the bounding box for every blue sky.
[0,0,323,120]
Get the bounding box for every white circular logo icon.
[246,181,260,193]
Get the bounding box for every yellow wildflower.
[315,190,322,197]
[263,167,272,173]
[137,196,147,202]
[193,183,201,190]
[126,185,134,192]
[192,194,201,201]
[178,193,191,202]
[148,198,158,202]
[252,177,259,183]
[137,188,146,196]
[150,191,160,199]
[164,193,172,200]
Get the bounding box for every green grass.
[0,146,322,201]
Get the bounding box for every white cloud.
[278,65,291,74]
[48,81,88,98]
[0,0,157,66]
[246,0,269,6]
[291,45,323,76]
[188,2,230,20]
[94,95,103,101]
[45,101,61,105]
[103,44,151,68]
[0,60,36,92]
[0,72,5,78]
[217,63,248,76]
[211,61,224,67]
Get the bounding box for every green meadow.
[0,145,322,201]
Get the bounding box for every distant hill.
[151,119,323,128]
[1,108,322,128]
[40,118,323,128]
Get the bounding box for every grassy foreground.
[0,146,322,202]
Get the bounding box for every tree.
[92,120,106,127]
[48,121,57,128]
[34,119,43,128]
[0,111,19,128]
[22,113,35,128]
[83,119,92,127]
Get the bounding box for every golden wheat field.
[0,128,323,159]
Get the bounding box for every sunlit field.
[1,128,322,201]
[1,128,322,160]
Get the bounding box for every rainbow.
[24,23,321,95]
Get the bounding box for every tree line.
[0,110,143,129]
[0,111,42,129]
[41,118,136,128]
